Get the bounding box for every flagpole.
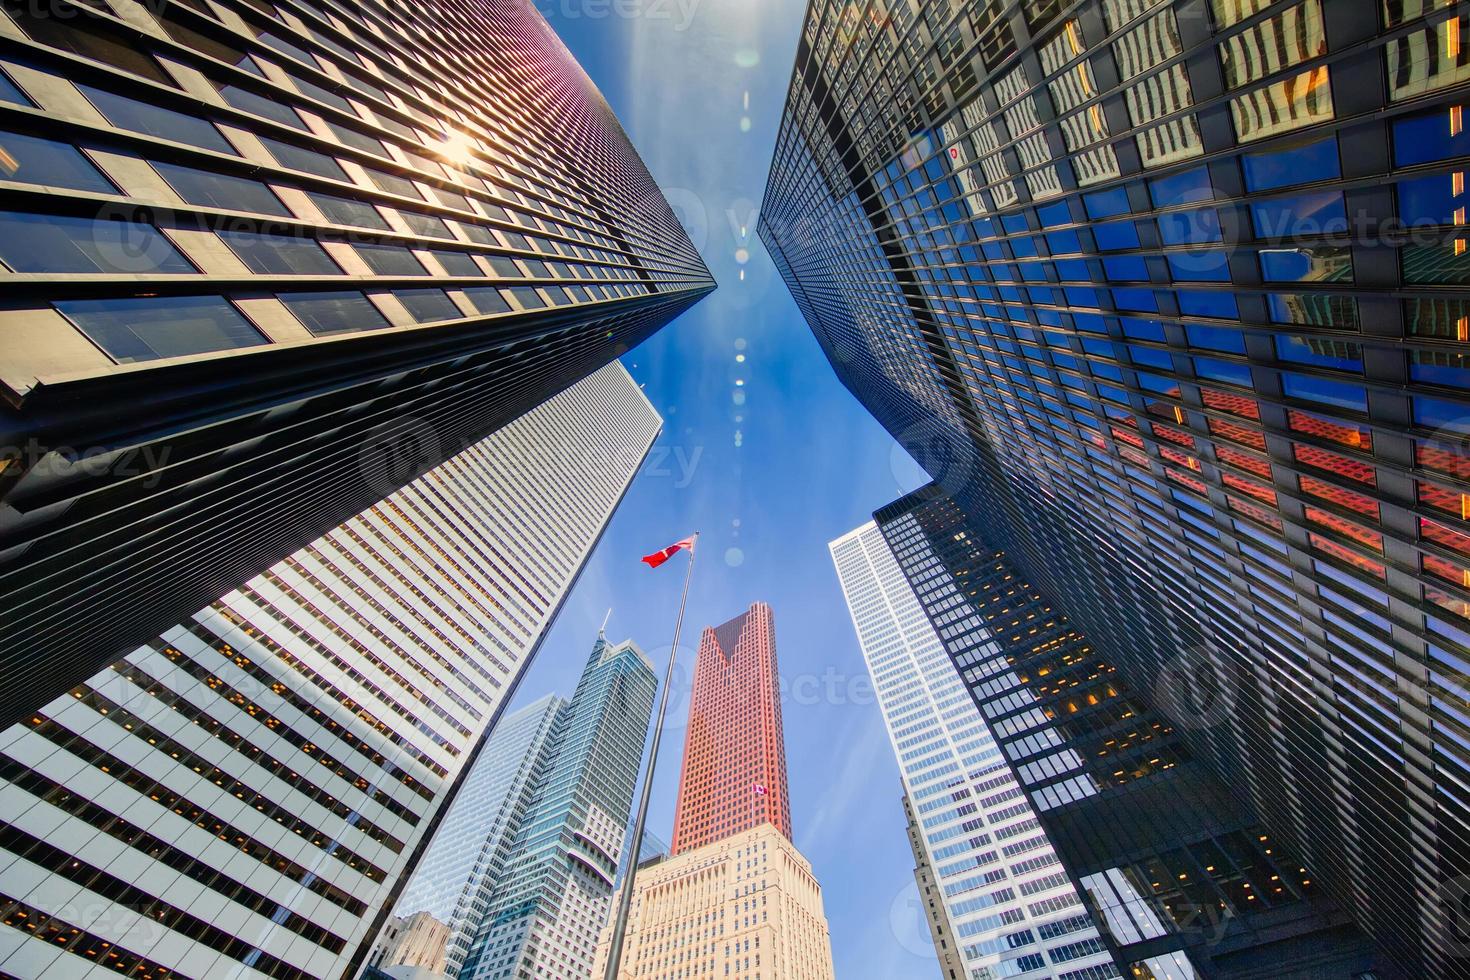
[603,532,698,980]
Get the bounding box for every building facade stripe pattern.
[0,361,661,980]
[762,0,1470,974]
[831,522,1115,980]
[0,0,713,731]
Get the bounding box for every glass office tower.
[763,1,1467,974]
[0,0,713,730]
[831,522,1115,979]
[378,694,566,978]
[458,634,656,980]
[0,363,660,979]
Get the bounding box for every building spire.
[599,607,612,638]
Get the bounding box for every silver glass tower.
[378,695,567,978]
[459,633,657,980]
[0,362,661,980]
[830,522,1113,980]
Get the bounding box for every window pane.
[326,120,387,156]
[0,130,115,193]
[462,286,510,315]
[279,291,389,336]
[0,211,193,273]
[58,295,266,362]
[1242,135,1340,191]
[1393,104,1470,166]
[1250,191,1347,237]
[219,84,307,130]
[310,192,388,229]
[0,68,34,107]
[153,161,289,215]
[1403,242,1470,284]
[356,243,426,276]
[1397,173,1465,225]
[1158,208,1221,244]
[79,85,234,155]
[1282,372,1367,412]
[393,289,460,323]
[1259,245,1352,282]
[400,211,454,239]
[7,6,172,85]
[260,137,347,180]
[1276,335,1363,371]
[219,229,339,275]
[432,250,482,276]
[363,167,421,199]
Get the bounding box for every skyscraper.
[671,602,793,853]
[764,1,1469,973]
[377,694,566,978]
[0,0,713,730]
[831,522,1115,980]
[458,633,657,980]
[0,363,661,980]
[864,488,1393,978]
[593,604,836,979]
[900,792,966,980]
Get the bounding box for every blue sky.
[499,1,943,975]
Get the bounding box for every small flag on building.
[753,783,768,796]
[641,536,696,569]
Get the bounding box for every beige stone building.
[593,823,835,980]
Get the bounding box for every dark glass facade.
[763,0,1468,974]
[0,0,712,729]
[876,484,1392,979]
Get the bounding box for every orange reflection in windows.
[1305,507,1383,552]
[1167,468,1208,494]
[1222,471,1276,505]
[1112,425,1145,449]
[1153,424,1196,449]
[1228,494,1285,532]
[1416,440,1470,482]
[1208,417,1267,451]
[1200,387,1261,420]
[1215,444,1273,479]
[1161,446,1202,471]
[1419,481,1470,520]
[1292,442,1376,486]
[1286,409,1372,451]
[1120,445,1151,469]
[1299,475,1380,519]
[1309,533,1386,578]
[1422,517,1470,559]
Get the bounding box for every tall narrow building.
[671,602,792,853]
[0,0,713,730]
[764,1,1469,973]
[850,492,1397,977]
[831,523,1115,980]
[458,633,657,980]
[0,363,661,980]
[375,694,567,978]
[593,604,836,980]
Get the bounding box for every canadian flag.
[641,536,695,569]
[752,783,768,796]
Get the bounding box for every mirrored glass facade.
[763,1,1470,974]
[0,0,713,730]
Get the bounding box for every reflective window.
[310,192,389,230]
[1241,135,1340,191]
[401,211,454,239]
[1281,372,1368,412]
[1093,220,1140,250]
[1411,349,1470,389]
[1402,243,1470,284]
[279,291,389,336]
[0,130,115,193]
[1083,186,1131,219]
[1267,292,1358,327]
[1194,356,1252,387]
[1276,335,1363,371]
[1186,324,1245,354]
[1179,291,1239,319]
[506,286,546,309]
[1149,166,1211,208]
[363,167,421,199]
[0,68,34,107]
[1250,191,1347,237]
[57,295,267,362]
[1168,251,1231,282]
[1393,104,1470,166]
[219,229,340,276]
[0,211,193,274]
[261,137,347,180]
[355,243,427,276]
[462,286,511,315]
[153,161,290,216]
[7,7,172,86]
[219,84,307,130]
[79,85,234,155]
[326,120,387,157]
[1158,208,1221,244]
[393,289,461,323]
[431,250,483,277]
[1259,245,1352,283]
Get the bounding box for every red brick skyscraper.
[670,601,792,853]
